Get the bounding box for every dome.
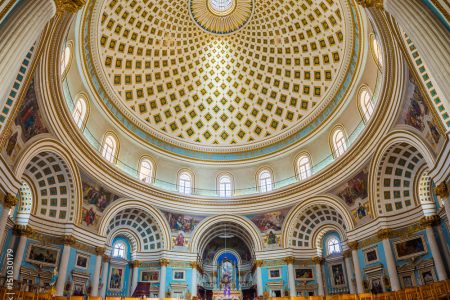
[82,0,358,156]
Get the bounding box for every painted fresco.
[333,168,372,226]
[164,212,206,249]
[399,75,443,154]
[80,173,119,231]
[246,208,290,248]
[2,80,48,166]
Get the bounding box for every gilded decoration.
[434,182,449,198]
[160,258,170,266]
[377,229,392,240]
[311,257,324,265]
[283,257,295,265]
[3,193,18,208]
[348,241,359,250]
[54,0,86,13]
[355,0,383,9]
[63,235,77,245]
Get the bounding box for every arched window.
[371,35,383,68]
[112,241,126,258]
[178,172,192,195]
[139,159,153,183]
[360,88,374,122]
[332,128,347,158]
[60,44,72,76]
[72,96,87,128]
[218,175,232,197]
[327,237,341,255]
[259,170,273,193]
[297,155,312,180]
[102,134,117,163]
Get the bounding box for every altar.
[212,289,242,300]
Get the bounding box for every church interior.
[0,0,450,299]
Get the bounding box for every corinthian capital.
[3,193,18,208]
[54,0,86,13]
[355,0,384,9]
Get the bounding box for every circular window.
[207,0,236,16]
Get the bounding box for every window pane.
[298,156,312,180]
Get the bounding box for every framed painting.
[295,268,314,280]
[329,263,346,288]
[109,267,124,291]
[173,270,185,280]
[26,244,60,267]
[268,268,281,279]
[394,236,427,260]
[141,270,160,282]
[75,253,89,270]
[363,247,379,264]
[420,269,436,285]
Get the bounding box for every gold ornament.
[95,246,106,255]
[355,0,384,9]
[311,256,324,264]
[54,0,86,14]
[63,235,76,245]
[254,260,264,267]
[131,260,141,267]
[377,229,392,240]
[283,257,295,264]
[434,182,449,198]
[160,258,170,266]
[348,241,359,250]
[4,193,18,208]
[419,215,440,228]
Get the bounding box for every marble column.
[0,193,18,251]
[56,235,76,296]
[91,247,105,296]
[12,225,33,280]
[343,250,356,294]
[130,260,140,295]
[254,260,263,296]
[283,257,296,296]
[190,262,199,297]
[356,0,450,108]
[421,216,448,280]
[312,257,324,296]
[377,229,400,291]
[100,255,110,299]
[159,258,169,299]
[348,242,364,294]
[436,222,450,269]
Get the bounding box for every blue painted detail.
[422,0,450,31]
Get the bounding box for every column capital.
[343,250,352,258]
[13,224,33,236]
[102,254,111,262]
[190,261,200,269]
[377,228,393,240]
[348,241,359,250]
[54,0,86,13]
[420,215,440,228]
[95,246,106,256]
[311,256,324,265]
[131,260,141,267]
[254,260,264,267]
[62,235,76,245]
[435,182,449,198]
[159,258,170,266]
[4,193,18,208]
[355,0,384,9]
[283,256,295,265]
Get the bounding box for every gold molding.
[311,256,324,264]
[3,193,18,208]
[377,228,392,240]
[283,257,295,265]
[159,258,170,267]
[13,224,33,237]
[355,0,384,9]
[435,182,449,198]
[348,241,359,250]
[54,0,86,14]
[63,234,76,245]
[254,260,263,268]
[95,246,105,256]
[419,215,440,228]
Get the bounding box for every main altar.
[212,289,242,300]
[212,253,242,300]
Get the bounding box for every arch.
[312,224,346,256]
[13,135,82,224]
[60,40,73,78]
[98,198,171,251]
[370,33,383,69]
[16,179,34,225]
[282,195,354,248]
[101,131,119,163]
[72,92,89,130]
[190,214,263,253]
[138,156,156,184]
[357,85,375,122]
[217,172,234,197]
[368,130,436,218]
[256,167,273,193]
[295,152,313,181]
[329,125,348,158]
[107,228,141,254]
[177,168,194,195]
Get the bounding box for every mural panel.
[246,208,291,248]
[164,212,206,249]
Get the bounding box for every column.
[130,260,140,295]
[377,229,400,291]
[254,260,263,296]
[343,250,356,294]
[283,257,296,296]
[100,255,110,299]
[159,258,169,299]
[91,247,105,296]
[312,257,324,296]
[348,242,364,294]
[436,222,450,269]
[421,216,448,280]
[12,225,33,280]
[0,193,18,251]
[435,183,450,225]
[356,0,450,108]
[190,262,199,297]
[56,235,76,296]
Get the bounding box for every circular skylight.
[208,0,235,16]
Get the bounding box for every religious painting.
[173,270,185,280]
[141,270,160,282]
[420,269,435,285]
[370,278,383,294]
[173,232,186,247]
[329,263,346,287]
[165,212,204,233]
[399,75,443,154]
[401,275,414,288]
[26,244,60,267]
[363,247,379,264]
[75,253,89,269]
[72,283,86,296]
[393,236,427,260]
[246,208,290,233]
[295,268,314,280]
[268,268,281,279]
[109,267,124,290]
[265,230,279,247]
[15,80,48,142]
